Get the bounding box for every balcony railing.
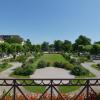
[0,78,100,100]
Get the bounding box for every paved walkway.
[0,62,22,78]
[0,62,29,95]
[81,60,100,78]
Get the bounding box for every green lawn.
[11,53,95,93]
[39,54,67,64]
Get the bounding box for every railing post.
[51,80,53,100]
[86,79,89,100]
[13,79,16,100]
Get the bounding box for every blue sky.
[0,0,100,44]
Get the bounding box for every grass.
[39,54,67,65]
[0,63,12,72]
[59,70,95,93]
[11,53,96,93]
[91,64,100,71]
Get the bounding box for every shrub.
[14,65,33,76]
[63,62,74,70]
[47,62,50,67]
[62,53,70,61]
[97,63,100,67]
[27,58,34,64]
[0,62,8,68]
[53,62,63,68]
[37,60,47,68]
[54,61,74,70]
[78,57,88,63]
[71,66,89,76]
[70,58,77,64]
[15,55,27,63]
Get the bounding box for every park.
[0,35,100,99]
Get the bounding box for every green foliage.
[62,53,70,61]
[71,66,89,76]
[78,56,88,63]
[15,55,28,63]
[37,60,50,68]
[54,40,63,52]
[90,44,100,54]
[4,35,23,44]
[53,61,74,70]
[75,35,91,46]
[70,58,77,64]
[97,63,100,67]
[0,62,8,68]
[41,41,49,51]
[39,54,67,64]
[14,65,33,76]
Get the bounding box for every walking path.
[0,62,22,78]
[81,60,100,78]
[0,58,100,96]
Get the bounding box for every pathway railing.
[0,78,100,100]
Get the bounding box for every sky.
[0,0,100,44]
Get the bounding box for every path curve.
[0,62,22,78]
[81,61,100,78]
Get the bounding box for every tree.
[74,35,91,53]
[91,44,100,55]
[75,35,91,45]
[10,43,23,59]
[94,41,100,44]
[5,35,23,44]
[41,42,49,51]
[0,42,9,57]
[25,39,33,52]
[83,45,92,53]
[62,40,72,52]
[35,45,41,53]
[54,40,63,52]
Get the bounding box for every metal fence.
[0,78,100,100]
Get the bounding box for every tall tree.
[41,42,49,51]
[5,35,23,44]
[75,35,91,45]
[54,40,63,52]
[63,40,72,52]
[91,44,100,55]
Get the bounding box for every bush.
[14,65,33,76]
[0,62,8,68]
[70,58,77,64]
[78,57,88,63]
[71,66,89,76]
[47,62,50,67]
[62,53,70,61]
[53,62,63,68]
[63,62,74,70]
[37,60,47,68]
[27,58,34,64]
[53,61,74,70]
[97,64,100,67]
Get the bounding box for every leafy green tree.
[54,40,63,52]
[35,45,41,53]
[83,45,92,53]
[0,42,9,57]
[91,44,100,55]
[5,35,23,44]
[41,42,49,51]
[75,35,91,45]
[62,40,72,52]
